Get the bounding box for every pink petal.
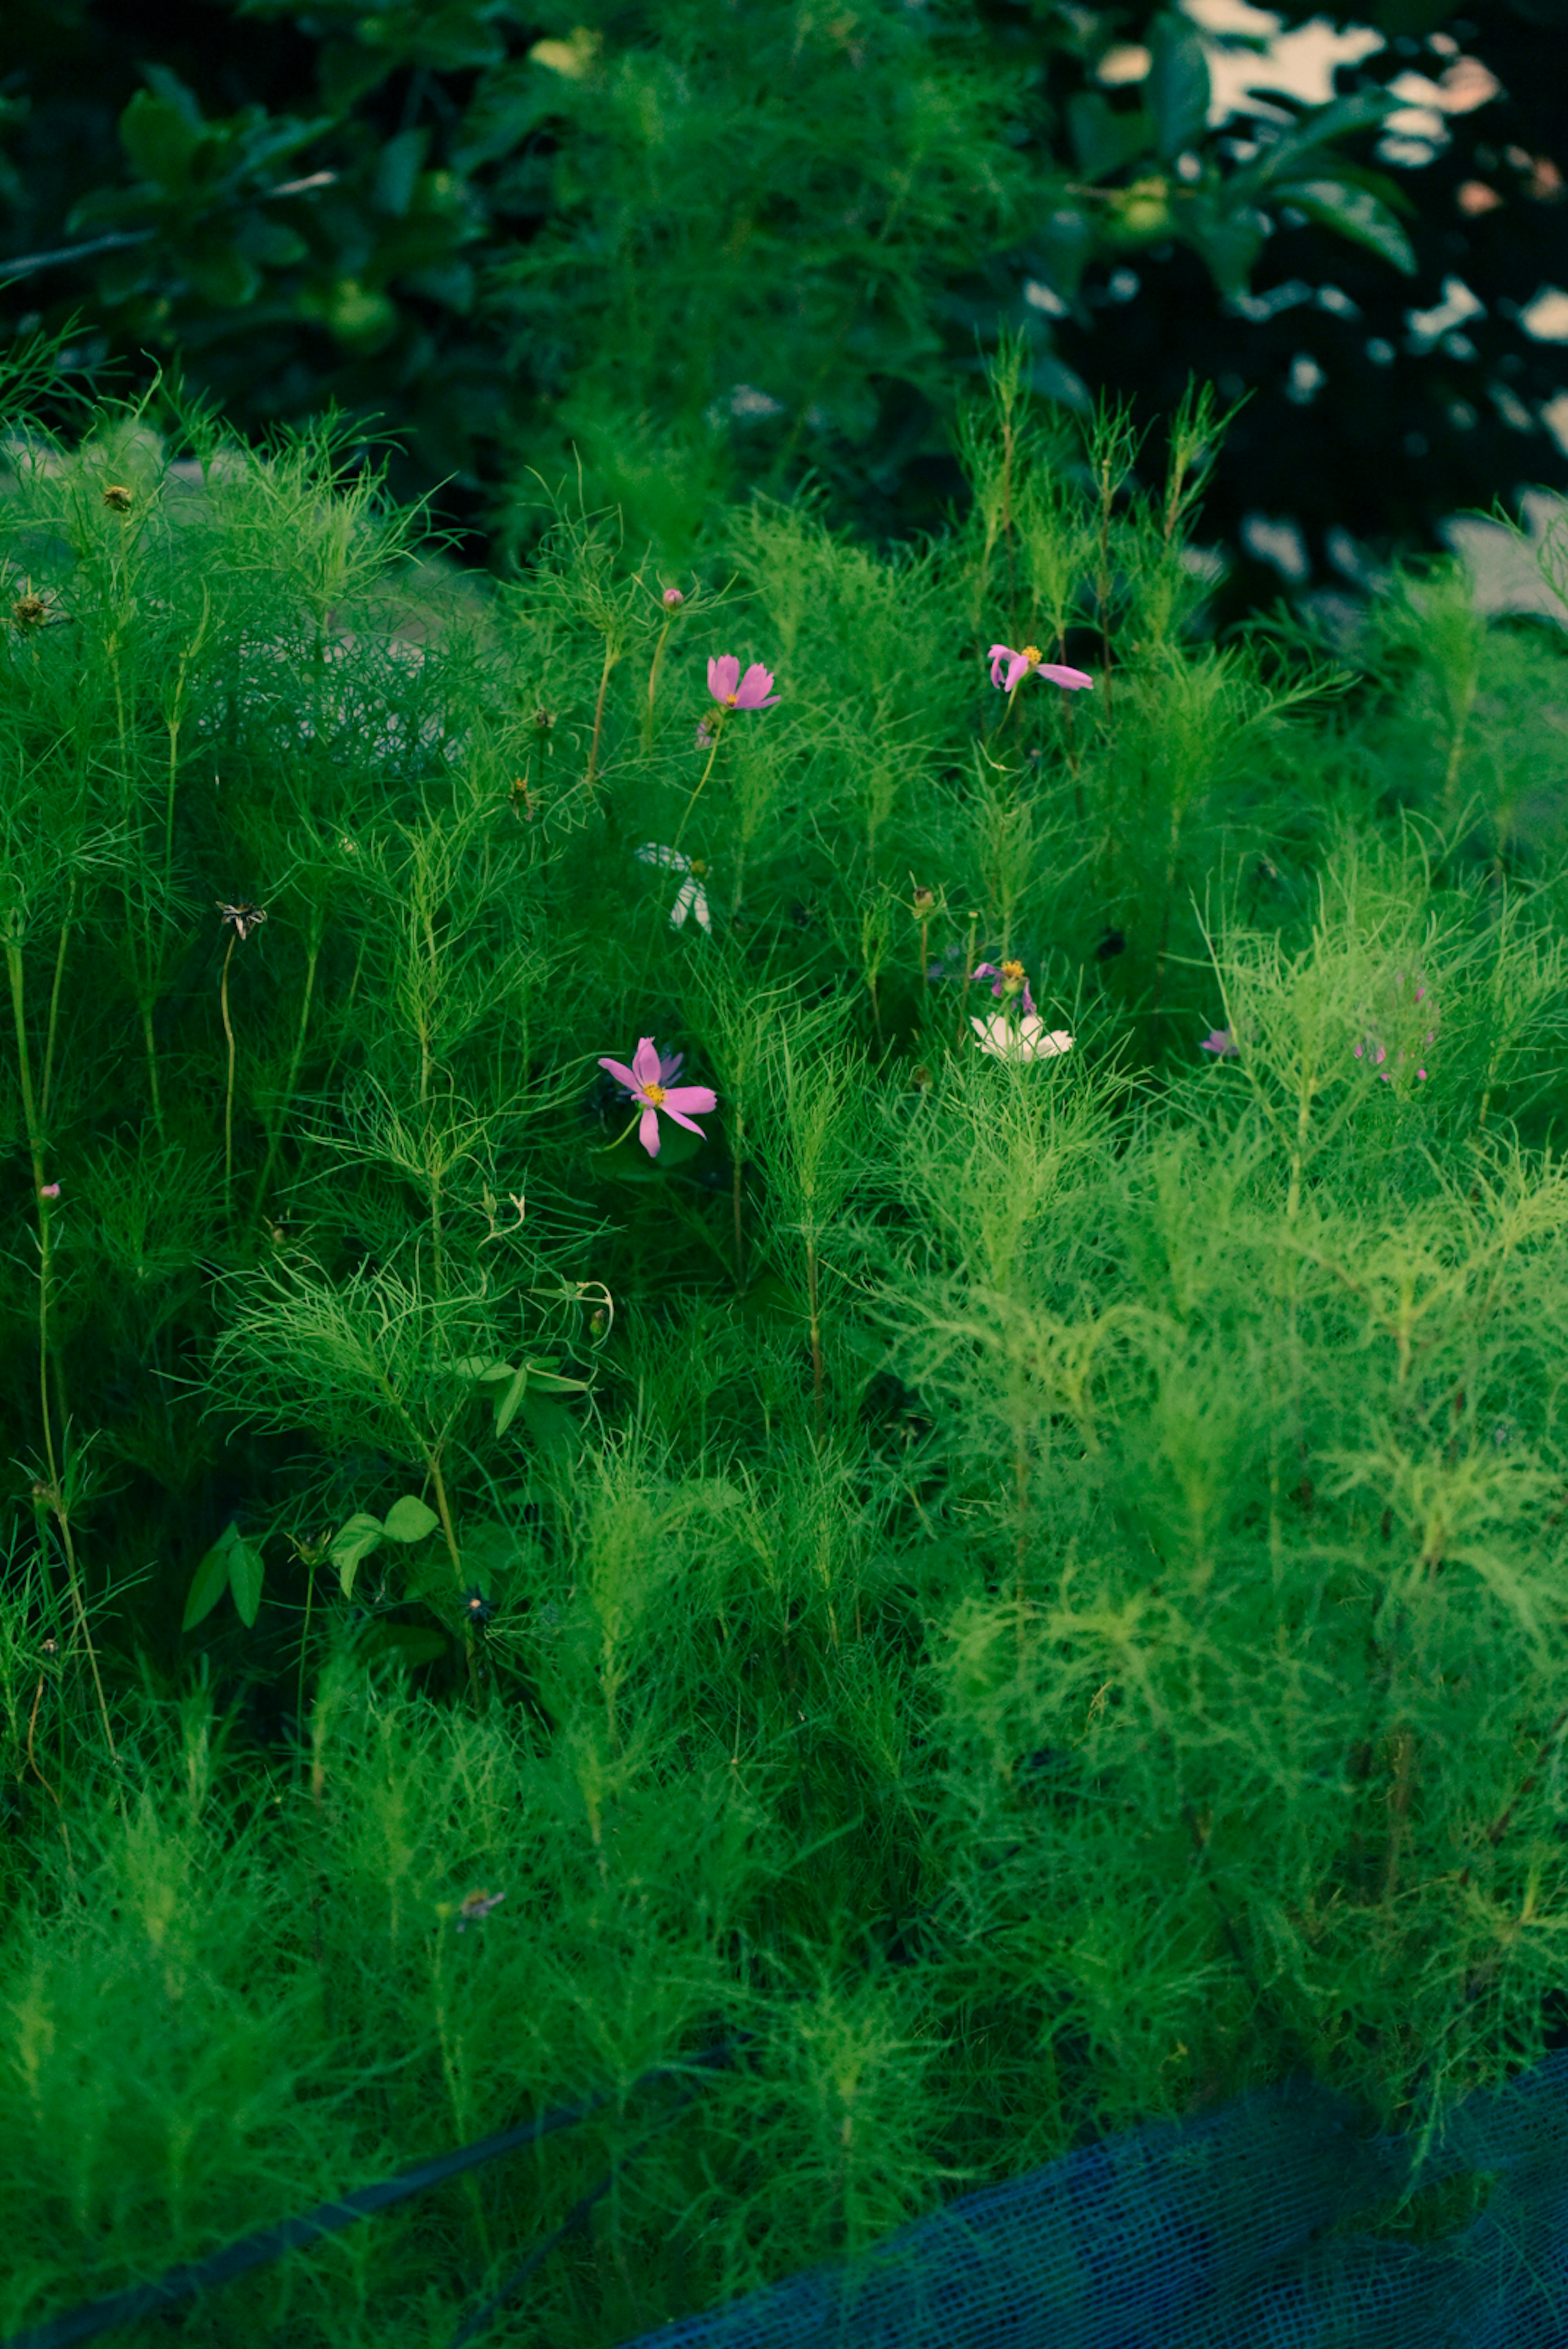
[733,663,778,709]
[1036,663,1094,691]
[988,643,1014,690]
[598,1056,640,1093]
[637,1103,663,1156]
[630,1037,663,1090]
[662,1085,717,1117]
[1003,655,1031,694]
[708,654,740,704]
[662,1104,710,1138]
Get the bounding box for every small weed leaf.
[227,1533,266,1628]
[330,1512,386,1600]
[381,1494,440,1544]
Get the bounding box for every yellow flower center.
[643,1082,667,1106]
[1001,959,1025,984]
[1020,644,1042,666]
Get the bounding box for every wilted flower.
[1199,1026,1238,1058]
[216,901,267,941]
[102,484,134,512]
[38,1181,60,1200]
[635,842,712,933]
[707,654,780,711]
[455,1887,506,1931]
[461,1587,497,1628]
[599,1035,717,1157]
[988,643,1095,695]
[975,960,1035,1013]
[971,1013,1074,1063]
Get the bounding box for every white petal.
[636,840,691,874]
[691,883,713,934]
[669,881,695,930]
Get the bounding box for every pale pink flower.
[1199,1027,1238,1057]
[988,643,1095,695]
[707,654,779,710]
[971,1013,1074,1063]
[598,1035,717,1156]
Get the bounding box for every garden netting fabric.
[619,2051,1568,2349]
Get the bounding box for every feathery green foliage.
[4,342,1568,2345]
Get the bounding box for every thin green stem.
[7,931,119,1775]
[38,874,77,1136]
[671,710,727,852]
[249,905,325,1226]
[584,638,620,802]
[642,615,675,752]
[220,929,239,1220]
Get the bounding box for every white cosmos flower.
[635,841,712,933]
[971,1013,1074,1063]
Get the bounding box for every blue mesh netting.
[619,2050,1568,2349]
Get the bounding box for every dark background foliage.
[1,0,1565,607]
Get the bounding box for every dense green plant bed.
[5,350,1568,2345]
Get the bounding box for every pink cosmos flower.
[598,1036,717,1157]
[1199,1027,1238,1058]
[707,654,780,711]
[988,643,1095,695]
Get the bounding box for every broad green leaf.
[1065,93,1154,184]
[120,91,204,192]
[523,1362,592,1394]
[452,1355,513,1382]
[182,1525,237,1632]
[1186,200,1267,298]
[330,1511,386,1601]
[227,1536,265,1628]
[1147,14,1210,161]
[1272,178,1416,275]
[374,127,429,218]
[493,1362,531,1440]
[518,1392,579,1453]
[383,1494,440,1544]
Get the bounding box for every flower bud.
[661,586,685,607]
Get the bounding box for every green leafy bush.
[4,347,1568,2345]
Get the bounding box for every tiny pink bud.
[662,586,684,607]
[38,1182,60,1199]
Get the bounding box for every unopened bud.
[102,485,134,512]
[661,586,685,608]
[912,885,935,913]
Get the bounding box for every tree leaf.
[383,1494,440,1544]
[1065,92,1154,184]
[1146,14,1210,161]
[227,1536,265,1628]
[120,87,203,192]
[330,1511,386,1600]
[1272,177,1417,275]
[182,1525,237,1632]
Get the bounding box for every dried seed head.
[102,484,134,512]
[11,590,51,631]
[216,901,268,941]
